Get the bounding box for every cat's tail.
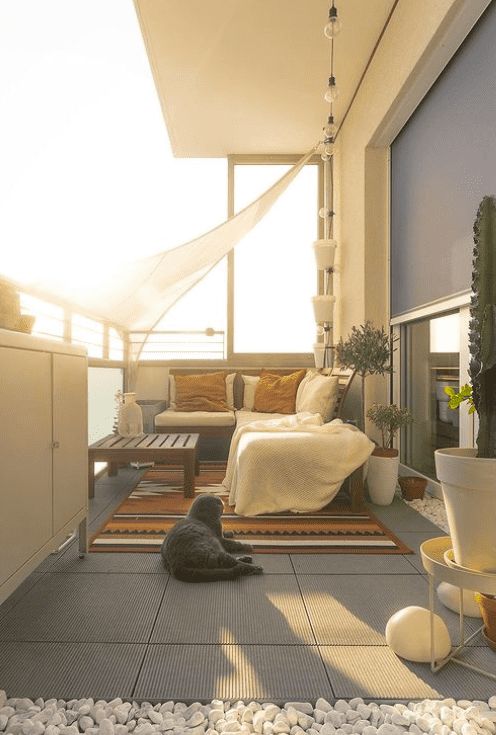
[173,564,263,583]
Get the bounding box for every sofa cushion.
[241,375,259,410]
[169,372,236,410]
[175,371,229,412]
[253,369,306,414]
[155,409,236,427]
[296,371,339,421]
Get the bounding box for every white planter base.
[367,453,399,506]
[435,447,496,573]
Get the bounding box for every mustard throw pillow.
[253,369,306,414]
[175,372,229,412]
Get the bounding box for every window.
[232,162,318,354]
[402,311,460,478]
[88,366,123,474]
[109,327,124,361]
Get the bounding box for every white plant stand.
[421,536,496,681]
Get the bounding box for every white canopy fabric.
[11,148,315,334]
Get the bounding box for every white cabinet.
[0,329,88,604]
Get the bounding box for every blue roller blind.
[390,1,496,317]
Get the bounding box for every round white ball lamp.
[437,582,482,618]
[385,605,451,662]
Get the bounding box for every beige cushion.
[155,409,236,427]
[169,372,236,410]
[295,372,339,421]
[241,375,259,410]
[235,408,289,428]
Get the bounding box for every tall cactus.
[470,196,496,458]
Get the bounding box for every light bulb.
[324,85,339,103]
[324,119,337,137]
[324,6,341,38]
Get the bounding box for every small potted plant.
[435,195,496,573]
[336,321,395,430]
[366,403,413,505]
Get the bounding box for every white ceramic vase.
[118,392,144,437]
[367,449,399,505]
[434,447,496,573]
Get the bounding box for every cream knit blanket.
[222,414,374,516]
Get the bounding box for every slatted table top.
[89,433,199,453]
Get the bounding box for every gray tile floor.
[0,468,495,703]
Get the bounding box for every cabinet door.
[0,347,52,587]
[52,353,88,533]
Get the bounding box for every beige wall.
[334,0,489,433]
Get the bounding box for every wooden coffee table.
[88,433,199,499]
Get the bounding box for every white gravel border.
[2,692,496,735]
[401,492,449,534]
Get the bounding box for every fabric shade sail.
[7,148,315,334]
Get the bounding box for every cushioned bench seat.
[155,408,236,428]
[234,409,288,428]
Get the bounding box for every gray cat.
[161,494,264,582]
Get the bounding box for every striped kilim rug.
[90,462,412,554]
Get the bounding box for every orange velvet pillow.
[253,369,306,414]
[175,372,229,412]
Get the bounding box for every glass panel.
[403,312,460,478]
[20,293,64,341]
[88,367,123,475]
[72,314,104,358]
[233,164,317,353]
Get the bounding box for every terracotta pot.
[477,594,496,645]
[398,475,427,501]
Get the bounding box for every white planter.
[312,295,335,323]
[367,451,399,505]
[313,239,337,269]
[435,448,496,573]
[313,343,325,368]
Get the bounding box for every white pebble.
[314,713,326,726]
[362,728,378,735]
[273,724,290,735]
[326,714,346,728]
[253,712,266,734]
[352,721,369,734]
[321,726,337,735]
[377,725,402,735]
[461,726,478,735]
[335,705,350,715]
[44,727,60,735]
[297,715,314,730]
[262,723,274,735]
[316,703,333,716]
[288,706,314,718]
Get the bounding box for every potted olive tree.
[435,195,496,573]
[336,321,394,431]
[366,403,413,505]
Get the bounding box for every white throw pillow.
[296,373,339,421]
[241,375,260,410]
[168,373,236,410]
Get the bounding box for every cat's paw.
[237,555,253,563]
[240,563,263,576]
[238,543,253,553]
